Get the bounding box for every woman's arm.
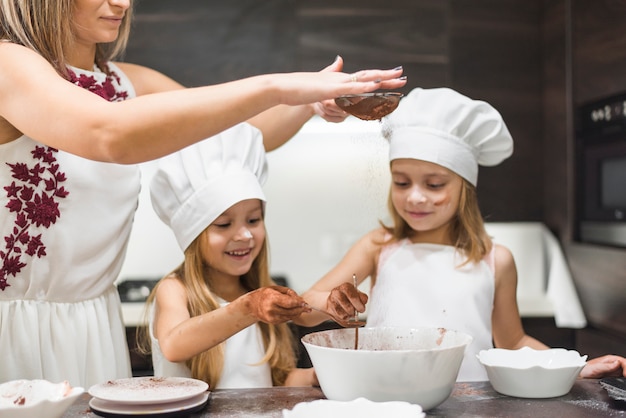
[121,59,344,153]
[153,278,307,362]
[0,43,405,163]
[247,56,351,152]
[296,228,383,327]
[491,244,549,350]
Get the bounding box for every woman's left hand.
[311,56,351,123]
[580,354,626,378]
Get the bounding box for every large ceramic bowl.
[0,379,84,418]
[477,346,587,398]
[301,327,472,410]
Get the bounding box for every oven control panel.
[579,92,626,138]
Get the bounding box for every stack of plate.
[88,376,209,418]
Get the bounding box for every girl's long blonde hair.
[137,231,297,389]
[0,0,133,77]
[382,178,492,265]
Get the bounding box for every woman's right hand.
[326,282,368,322]
[269,64,406,108]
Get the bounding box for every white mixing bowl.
[301,327,472,410]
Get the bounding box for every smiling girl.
[139,124,315,389]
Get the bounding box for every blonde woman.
[140,123,315,388]
[0,0,405,387]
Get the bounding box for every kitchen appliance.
[575,91,626,247]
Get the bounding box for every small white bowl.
[477,347,587,398]
[0,379,84,418]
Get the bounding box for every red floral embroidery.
[67,64,129,102]
[1,146,68,290]
[1,63,129,290]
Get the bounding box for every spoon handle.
[352,274,359,323]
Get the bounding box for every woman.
[0,0,406,387]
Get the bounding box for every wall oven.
[575,91,626,248]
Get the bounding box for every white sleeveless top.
[367,240,495,381]
[0,62,137,387]
[150,299,272,389]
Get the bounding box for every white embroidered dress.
[0,63,137,387]
[366,240,495,382]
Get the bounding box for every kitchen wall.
[541,0,626,357]
[120,0,626,354]
[122,0,546,285]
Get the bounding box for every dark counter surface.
[64,379,625,417]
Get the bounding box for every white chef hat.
[382,87,514,186]
[150,123,268,251]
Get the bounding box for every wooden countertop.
[63,379,625,417]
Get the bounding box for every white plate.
[88,377,208,405]
[89,392,209,417]
[282,397,425,418]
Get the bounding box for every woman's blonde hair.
[137,230,297,389]
[0,0,133,77]
[382,178,492,265]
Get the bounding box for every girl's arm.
[491,244,549,350]
[0,44,405,163]
[283,368,319,387]
[153,277,307,363]
[296,228,383,327]
[492,244,626,378]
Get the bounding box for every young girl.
[139,123,315,388]
[296,87,626,381]
[0,0,404,386]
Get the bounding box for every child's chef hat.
[150,123,267,251]
[382,87,513,186]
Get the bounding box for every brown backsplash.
[124,0,626,343]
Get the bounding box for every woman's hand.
[310,57,350,123]
[326,282,368,322]
[244,286,308,324]
[580,354,626,378]
[271,62,406,109]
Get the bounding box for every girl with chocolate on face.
[0,0,405,387]
[296,87,626,382]
[138,125,316,389]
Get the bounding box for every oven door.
[578,140,626,247]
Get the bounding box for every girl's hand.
[244,286,307,324]
[580,355,626,378]
[326,282,368,322]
